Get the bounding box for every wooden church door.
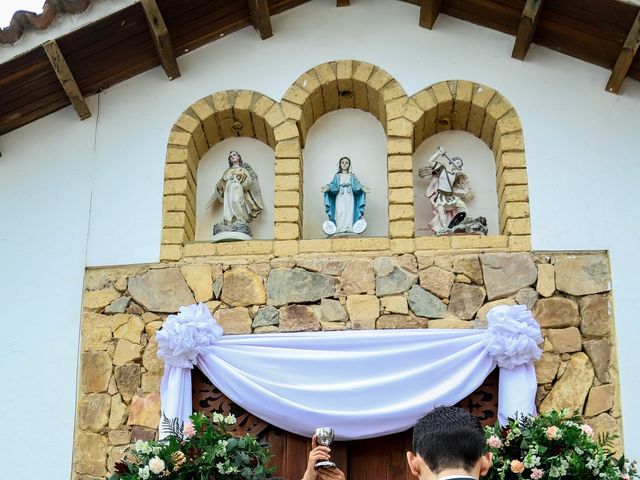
[192,369,499,480]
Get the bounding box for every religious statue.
[419,146,488,236]
[206,150,264,241]
[321,157,369,236]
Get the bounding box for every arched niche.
[413,130,500,236]
[196,137,275,240]
[408,81,530,250]
[160,89,300,260]
[302,109,388,239]
[160,65,532,261]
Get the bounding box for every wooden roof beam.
[337,0,350,6]
[141,0,180,80]
[606,11,640,94]
[419,0,441,30]
[512,0,544,60]
[42,40,91,120]
[248,0,273,40]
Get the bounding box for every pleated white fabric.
[157,304,541,440]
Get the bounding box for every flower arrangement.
[110,411,275,480]
[483,409,638,480]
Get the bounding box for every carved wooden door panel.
[192,368,499,480]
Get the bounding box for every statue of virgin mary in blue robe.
[323,157,367,234]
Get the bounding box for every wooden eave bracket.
[141,0,181,80]
[606,11,640,94]
[248,0,273,40]
[337,0,350,6]
[42,40,91,120]
[419,0,441,30]
[512,0,544,60]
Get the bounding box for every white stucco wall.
[1,0,639,477]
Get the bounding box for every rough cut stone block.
[584,384,614,417]
[583,338,611,383]
[336,259,375,296]
[419,266,455,299]
[253,305,279,327]
[533,297,580,328]
[77,393,111,432]
[128,269,195,313]
[346,295,380,330]
[535,353,561,384]
[408,285,447,318]
[448,283,486,320]
[480,252,537,300]
[579,294,611,337]
[82,312,112,351]
[221,269,266,307]
[547,327,582,354]
[321,298,348,322]
[216,307,252,334]
[555,255,611,296]
[377,314,428,329]
[81,351,112,393]
[73,432,108,476]
[267,269,335,306]
[279,305,321,332]
[127,393,161,429]
[180,264,213,302]
[84,288,121,312]
[540,352,594,414]
[376,265,418,296]
[380,296,409,314]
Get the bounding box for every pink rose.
[510,460,525,474]
[183,420,196,439]
[580,424,594,437]
[486,435,503,449]
[530,468,544,479]
[546,425,560,440]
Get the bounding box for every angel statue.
[206,151,264,242]
[321,156,370,236]
[418,146,487,236]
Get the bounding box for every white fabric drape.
[157,304,541,440]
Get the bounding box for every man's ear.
[478,452,493,476]
[406,451,422,477]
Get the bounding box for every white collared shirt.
[438,476,476,480]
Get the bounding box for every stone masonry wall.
[73,251,619,479]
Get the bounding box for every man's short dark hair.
[412,406,485,474]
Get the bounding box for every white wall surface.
[1,0,640,477]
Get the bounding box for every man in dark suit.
[406,406,492,480]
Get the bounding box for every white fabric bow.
[483,304,543,369]
[156,303,223,368]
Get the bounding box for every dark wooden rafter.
[41,40,91,120]
[512,0,545,60]
[419,0,441,30]
[606,11,640,94]
[337,0,350,6]
[248,0,273,40]
[140,0,181,80]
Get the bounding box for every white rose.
[138,465,150,480]
[134,440,152,454]
[148,457,166,475]
[224,414,236,425]
[212,412,224,423]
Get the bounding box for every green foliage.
[109,411,275,480]
[483,409,638,480]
